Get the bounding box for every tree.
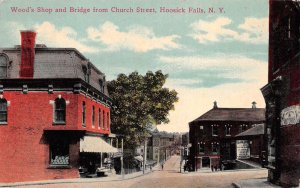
[108,71,178,149]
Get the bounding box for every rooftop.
[235,124,265,137]
[190,106,265,124]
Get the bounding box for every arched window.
[98,109,101,129]
[54,98,66,123]
[0,98,7,123]
[92,106,95,127]
[107,112,109,130]
[0,54,8,78]
[103,110,105,129]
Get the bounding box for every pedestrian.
[211,165,214,172]
[161,163,164,170]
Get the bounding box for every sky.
[0,0,269,133]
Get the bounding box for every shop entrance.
[79,152,102,174]
[202,157,210,168]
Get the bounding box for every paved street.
[15,156,267,188]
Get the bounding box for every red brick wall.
[0,91,110,182]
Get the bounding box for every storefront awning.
[80,136,118,153]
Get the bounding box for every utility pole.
[143,137,147,174]
[121,138,124,179]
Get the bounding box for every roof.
[0,47,109,96]
[235,124,265,137]
[190,108,265,124]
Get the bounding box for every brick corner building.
[0,31,117,182]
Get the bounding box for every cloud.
[34,22,98,53]
[87,21,181,53]
[238,17,268,44]
[190,17,268,44]
[159,55,267,84]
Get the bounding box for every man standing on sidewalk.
[161,163,164,170]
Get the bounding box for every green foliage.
[108,71,178,149]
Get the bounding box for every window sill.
[212,135,218,137]
[48,165,71,169]
[0,122,7,125]
[225,134,231,136]
[52,122,66,125]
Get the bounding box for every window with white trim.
[54,98,66,124]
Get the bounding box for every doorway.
[202,157,210,168]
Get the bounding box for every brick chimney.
[213,101,218,109]
[20,30,36,78]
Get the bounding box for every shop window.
[92,106,95,128]
[0,98,7,124]
[54,98,66,124]
[82,101,86,127]
[50,141,69,166]
[212,125,218,136]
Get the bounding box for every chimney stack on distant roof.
[252,101,257,109]
[213,101,218,109]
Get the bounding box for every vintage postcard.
[0,0,299,187]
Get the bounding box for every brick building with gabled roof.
[0,31,117,182]
[188,101,265,171]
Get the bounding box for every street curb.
[232,182,241,188]
[184,168,267,174]
[0,170,154,187]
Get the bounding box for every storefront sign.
[236,140,250,159]
[281,105,300,126]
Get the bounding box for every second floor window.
[0,98,7,123]
[212,143,219,153]
[92,106,95,127]
[199,143,205,153]
[212,125,218,136]
[107,112,109,130]
[98,109,101,129]
[103,110,105,129]
[54,98,66,123]
[225,126,231,135]
[82,102,86,126]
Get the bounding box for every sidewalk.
[0,167,158,187]
[232,178,282,188]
